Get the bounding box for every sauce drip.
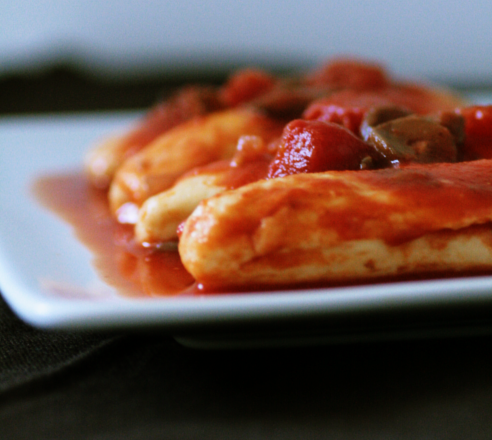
[32,172,195,297]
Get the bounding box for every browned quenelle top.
[183,160,492,246]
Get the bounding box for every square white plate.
[2,106,492,345]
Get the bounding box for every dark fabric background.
[2,293,492,440]
[0,64,483,115]
[0,65,226,115]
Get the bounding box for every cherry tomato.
[220,68,277,107]
[303,90,396,134]
[267,120,375,178]
[456,106,492,160]
[304,58,390,90]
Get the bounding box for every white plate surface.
[2,105,492,335]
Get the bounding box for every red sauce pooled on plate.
[32,173,195,297]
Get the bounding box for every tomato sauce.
[32,173,196,297]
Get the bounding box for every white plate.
[2,107,492,345]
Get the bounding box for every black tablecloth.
[2,293,492,440]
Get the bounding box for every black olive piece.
[366,115,458,167]
[360,106,412,141]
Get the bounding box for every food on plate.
[84,57,492,292]
[108,108,284,222]
[179,160,492,287]
[85,86,223,189]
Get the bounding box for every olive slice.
[360,106,411,141]
[366,115,457,166]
